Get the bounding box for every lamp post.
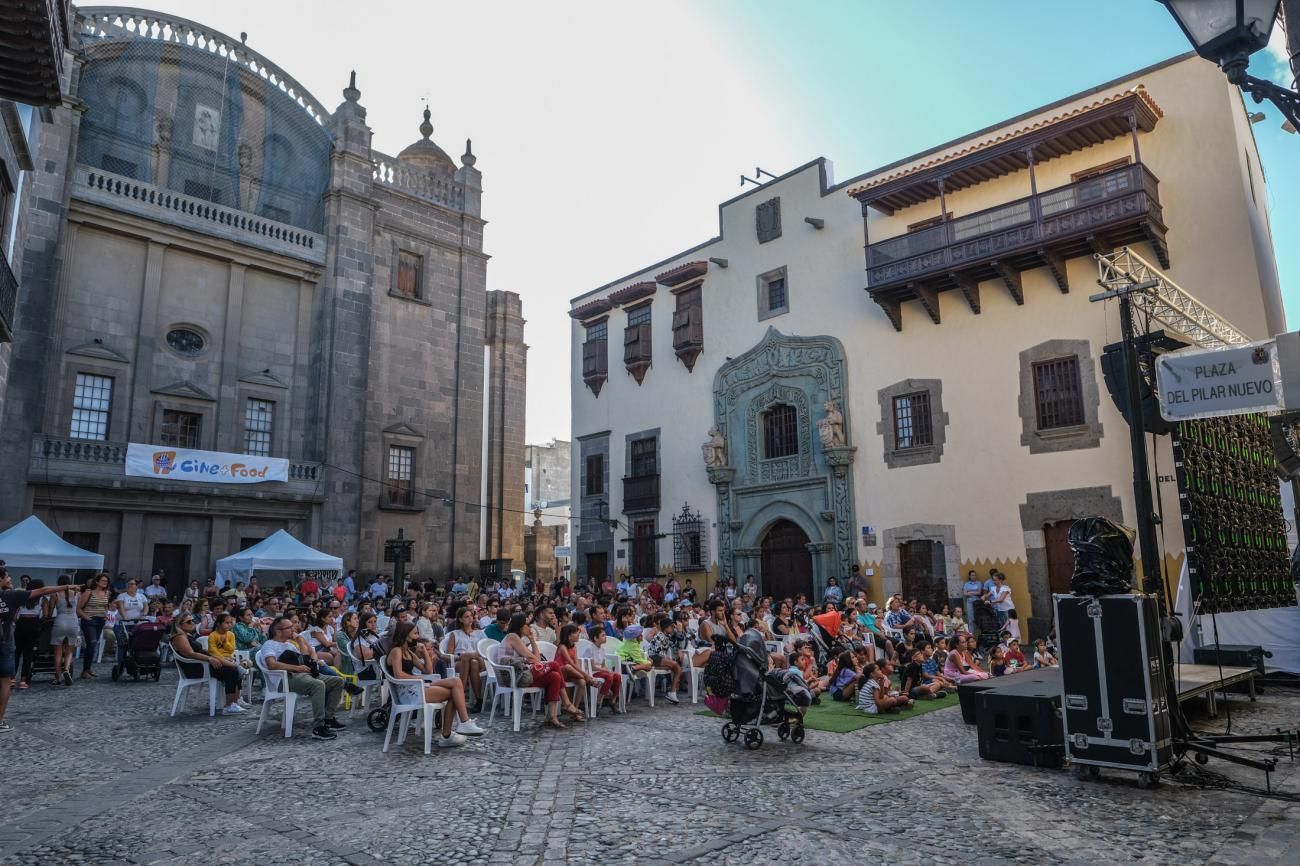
[1158,0,1300,127]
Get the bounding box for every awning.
[0,515,104,570]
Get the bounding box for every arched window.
[762,404,798,459]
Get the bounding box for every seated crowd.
[2,566,1059,739]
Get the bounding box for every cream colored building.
[567,55,1285,639]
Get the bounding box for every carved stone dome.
[397,107,455,173]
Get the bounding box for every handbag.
[497,656,533,688]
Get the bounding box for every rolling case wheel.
[743,729,763,750]
[777,723,790,741]
[721,723,740,743]
[789,726,805,744]
[1136,772,1159,790]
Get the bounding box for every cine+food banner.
[125,444,289,484]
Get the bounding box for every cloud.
[1260,17,1295,87]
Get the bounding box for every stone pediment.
[238,369,288,389]
[152,380,216,402]
[66,340,130,363]
[383,422,424,439]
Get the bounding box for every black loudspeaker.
[958,679,999,725]
[1056,594,1175,774]
[1100,331,1189,437]
[959,667,1061,725]
[1192,643,1267,676]
[976,679,1064,768]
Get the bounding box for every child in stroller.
[112,620,167,681]
[714,628,811,750]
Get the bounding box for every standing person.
[847,564,868,600]
[112,578,148,669]
[742,574,758,598]
[1,572,81,732]
[823,576,844,605]
[12,580,45,691]
[48,576,82,686]
[988,573,1013,628]
[144,575,168,603]
[962,571,982,628]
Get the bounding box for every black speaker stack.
[1173,413,1294,613]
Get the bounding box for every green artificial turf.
[698,690,960,733]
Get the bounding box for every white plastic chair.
[195,635,210,651]
[536,640,557,661]
[95,629,106,663]
[380,657,447,754]
[618,642,669,706]
[476,638,500,708]
[170,654,220,717]
[339,640,384,714]
[255,652,302,738]
[576,639,605,718]
[234,649,257,702]
[681,648,706,705]
[603,643,632,712]
[485,643,543,731]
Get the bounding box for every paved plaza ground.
[1,662,1298,866]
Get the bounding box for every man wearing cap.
[144,574,168,602]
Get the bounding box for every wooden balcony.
[624,323,652,385]
[582,338,608,396]
[622,473,660,512]
[671,309,703,372]
[0,0,68,106]
[865,162,1167,329]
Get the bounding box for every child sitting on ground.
[1004,638,1027,670]
[791,640,829,697]
[989,646,1008,677]
[920,643,956,691]
[829,650,862,702]
[1033,637,1058,668]
[856,661,913,714]
[899,648,946,700]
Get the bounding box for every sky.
[153,1,1298,445]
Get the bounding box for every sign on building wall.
[125,444,289,484]
[1155,339,1286,421]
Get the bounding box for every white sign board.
[554,546,571,558]
[125,443,289,483]
[1155,339,1285,421]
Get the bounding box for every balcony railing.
[0,252,16,342]
[32,435,324,496]
[622,473,660,512]
[72,166,326,265]
[866,163,1165,292]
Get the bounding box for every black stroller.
[111,621,166,681]
[799,612,850,676]
[718,629,811,750]
[972,599,1002,655]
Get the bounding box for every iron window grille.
[893,391,933,450]
[766,276,787,313]
[672,503,708,572]
[160,410,201,448]
[1032,356,1085,430]
[243,398,274,456]
[762,403,799,459]
[70,373,113,440]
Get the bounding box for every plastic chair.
[681,648,706,705]
[380,657,447,754]
[476,638,500,709]
[484,643,543,731]
[339,640,384,715]
[535,640,557,661]
[603,644,633,712]
[254,652,302,738]
[234,649,257,702]
[170,655,220,717]
[576,639,605,718]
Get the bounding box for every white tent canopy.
[214,530,342,587]
[0,515,105,571]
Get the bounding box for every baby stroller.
[717,629,811,750]
[112,621,166,681]
[972,600,1001,655]
[799,611,850,675]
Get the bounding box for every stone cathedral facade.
[0,8,526,589]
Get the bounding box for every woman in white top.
[446,606,486,711]
[113,578,148,667]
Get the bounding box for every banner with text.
[1155,339,1284,421]
[125,444,289,484]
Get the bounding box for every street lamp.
[1158,0,1300,126]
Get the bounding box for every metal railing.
[35,434,323,481]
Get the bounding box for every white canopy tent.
[214,530,342,588]
[0,515,105,572]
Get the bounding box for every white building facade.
[569,56,1286,639]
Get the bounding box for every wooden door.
[899,539,947,611]
[631,520,657,580]
[760,520,813,601]
[586,552,609,586]
[1044,522,1075,595]
[151,544,191,600]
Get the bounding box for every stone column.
[483,291,527,570]
[823,444,858,583]
[707,465,735,585]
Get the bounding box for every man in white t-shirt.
[113,578,149,666]
[144,574,168,602]
[258,616,344,741]
[989,573,1014,627]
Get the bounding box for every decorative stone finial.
[461,137,476,167]
[342,70,360,103]
[419,107,433,140]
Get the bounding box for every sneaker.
[222,703,247,715]
[0,720,11,733]
[343,682,364,697]
[456,720,486,737]
[436,732,467,748]
[312,725,338,741]
[236,698,252,709]
[325,718,346,730]
[935,690,948,699]
[665,691,680,705]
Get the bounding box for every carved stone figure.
[702,425,727,468]
[155,116,173,145]
[237,142,254,172]
[817,401,845,448]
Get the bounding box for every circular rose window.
[165,327,206,355]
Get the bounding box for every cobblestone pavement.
[1,663,1298,866]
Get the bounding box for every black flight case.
[1054,593,1175,787]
